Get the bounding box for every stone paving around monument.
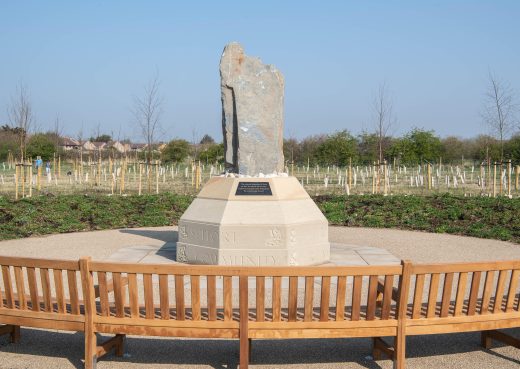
[106,242,400,266]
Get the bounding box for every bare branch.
[481,70,518,160]
[132,73,164,162]
[372,82,395,163]
[7,82,33,161]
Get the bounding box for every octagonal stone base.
[177,176,330,266]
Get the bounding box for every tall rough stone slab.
[220,42,285,175]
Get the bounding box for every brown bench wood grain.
[1,255,519,369]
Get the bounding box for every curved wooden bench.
[0,256,124,367]
[1,255,519,369]
[373,260,520,368]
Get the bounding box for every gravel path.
[0,226,519,369]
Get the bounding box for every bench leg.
[372,337,394,361]
[84,331,97,369]
[97,334,125,358]
[239,336,249,369]
[11,325,20,343]
[481,331,492,349]
[482,330,520,350]
[248,338,252,363]
[115,334,125,357]
[0,325,20,343]
[394,333,406,369]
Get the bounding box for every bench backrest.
[405,261,520,320]
[3,255,520,332]
[241,264,404,323]
[0,256,83,318]
[84,260,404,325]
[87,261,249,323]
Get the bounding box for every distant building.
[59,137,81,151]
[107,141,131,154]
[82,141,106,151]
[129,143,148,153]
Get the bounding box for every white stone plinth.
[177,176,330,266]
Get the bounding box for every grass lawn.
[0,193,519,243]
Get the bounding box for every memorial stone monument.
[177,42,330,266]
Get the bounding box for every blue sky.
[1,1,519,142]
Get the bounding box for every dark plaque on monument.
[235,181,273,196]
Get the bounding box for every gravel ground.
[0,226,520,369]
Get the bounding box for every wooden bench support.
[96,334,125,358]
[481,330,520,350]
[0,324,20,343]
[239,275,249,369]
[372,337,395,360]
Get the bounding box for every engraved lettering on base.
[223,231,236,244]
[176,244,188,262]
[179,226,188,240]
[266,228,283,248]
[289,229,296,244]
[288,251,297,266]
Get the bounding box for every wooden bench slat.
[175,274,185,320]
[506,270,519,312]
[0,256,78,270]
[223,276,233,321]
[0,264,11,301]
[27,267,40,312]
[0,268,3,308]
[112,272,125,318]
[427,273,440,318]
[272,276,281,322]
[480,271,495,315]
[335,276,347,321]
[320,276,331,322]
[440,273,454,317]
[351,275,362,321]
[14,266,27,310]
[255,276,265,322]
[97,272,110,317]
[366,275,378,321]
[191,275,201,321]
[53,269,65,314]
[207,275,217,321]
[67,270,80,315]
[144,273,154,319]
[40,268,52,312]
[304,276,314,322]
[381,275,394,320]
[467,271,482,316]
[159,274,170,320]
[494,270,508,313]
[127,273,139,318]
[454,272,468,316]
[89,262,402,276]
[412,274,425,319]
[288,276,298,322]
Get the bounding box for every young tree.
[26,133,55,161]
[199,134,215,145]
[482,71,518,160]
[132,74,163,163]
[372,82,395,163]
[161,139,190,163]
[7,83,33,161]
[53,114,64,153]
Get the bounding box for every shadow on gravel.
[3,328,520,369]
[119,229,178,243]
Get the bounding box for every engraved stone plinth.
[177,176,330,266]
